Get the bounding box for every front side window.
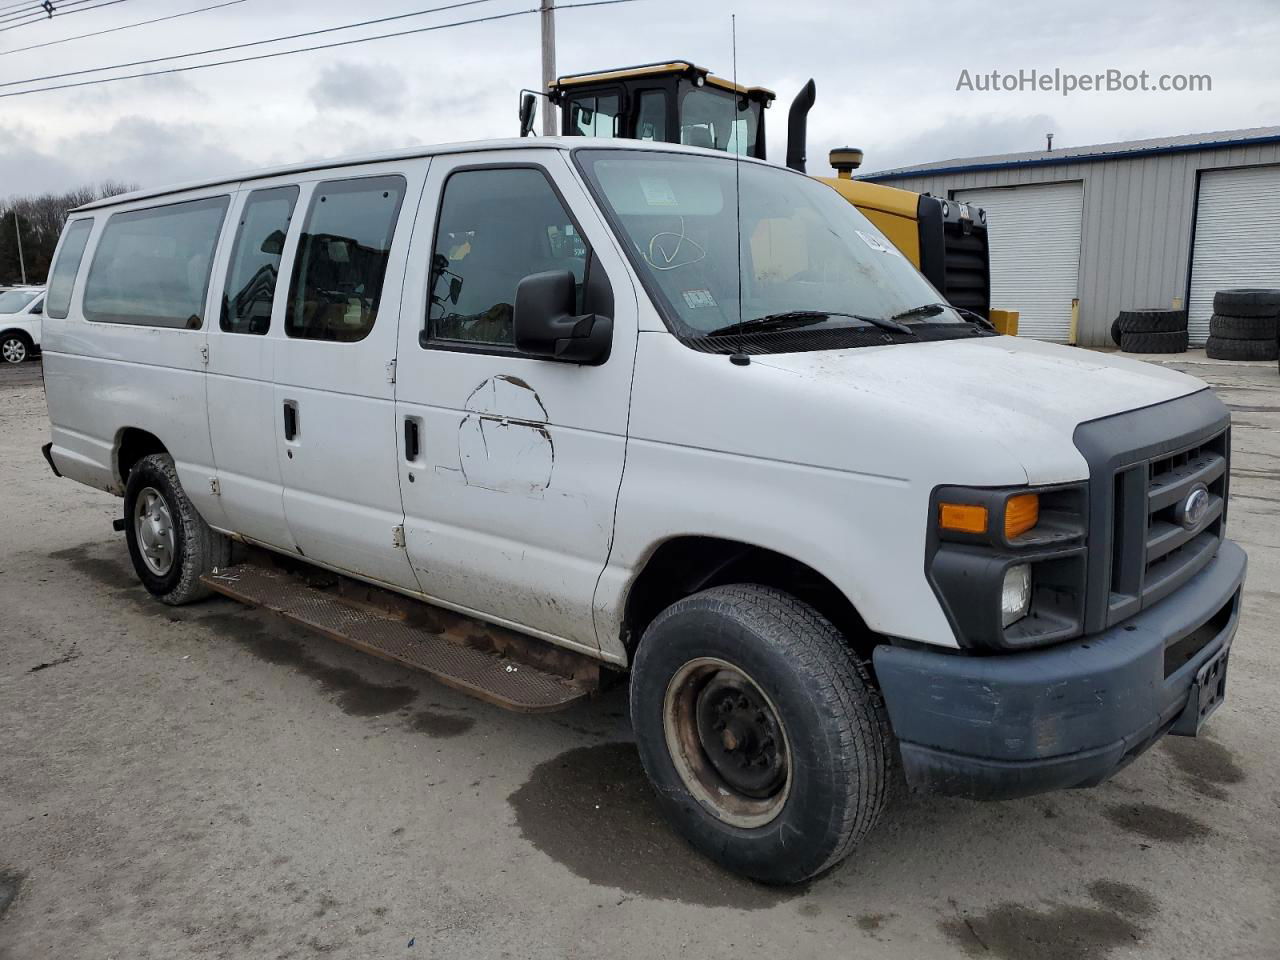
[83,196,229,328]
[285,175,406,342]
[577,149,963,340]
[425,168,588,349]
[45,218,94,319]
[0,290,38,314]
[29,298,43,316]
[679,87,758,155]
[568,92,620,138]
[222,185,299,335]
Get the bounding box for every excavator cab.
[545,61,775,159]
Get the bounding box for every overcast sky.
[0,0,1277,197]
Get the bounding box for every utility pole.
[540,0,556,136]
[13,211,26,286]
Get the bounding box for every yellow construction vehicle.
[520,61,995,322]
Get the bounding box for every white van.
[0,286,45,363]
[40,139,1245,884]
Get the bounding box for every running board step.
[200,564,590,713]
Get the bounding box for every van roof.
[72,137,782,213]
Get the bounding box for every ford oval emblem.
[1177,485,1211,531]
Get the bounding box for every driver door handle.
[283,400,298,441]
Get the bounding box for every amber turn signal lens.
[1004,493,1040,539]
[939,502,989,534]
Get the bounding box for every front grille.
[941,222,990,319]
[1073,390,1232,634]
[1106,430,1229,625]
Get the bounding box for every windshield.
[575,150,961,338]
[0,290,38,314]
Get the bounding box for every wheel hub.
[2,338,26,363]
[134,487,176,576]
[662,657,792,828]
[695,673,787,798]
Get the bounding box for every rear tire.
[1,332,30,364]
[123,453,230,605]
[1205,336,1279,361]
[1120,329,1188,354]
[629,584,892,885]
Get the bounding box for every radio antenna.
[731,13,743,327]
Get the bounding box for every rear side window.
[44,218,94,319]
[425,167,588,349]
[83,196,229,329]
[285,175,406,342]
[221,186,299,335]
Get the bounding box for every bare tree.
[0,181,136,285]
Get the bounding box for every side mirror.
[514,269,612,365]
[519,92,538,137]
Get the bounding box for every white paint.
[43,139,1214,665]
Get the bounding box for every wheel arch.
[114,427,169,489]
[1,327,34,352]
[622,535,877,659]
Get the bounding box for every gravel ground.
[1,352,1278,960]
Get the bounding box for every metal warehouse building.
[861,126,1280,346]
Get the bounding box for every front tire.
[123,453,230,605]
[629,584,892,885]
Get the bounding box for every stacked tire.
[1111,308,1188,354]
[1205,289,1280,362]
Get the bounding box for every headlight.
[1001,563,1032,627]
[928,483,1089,650]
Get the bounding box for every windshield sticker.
[681,288,718,309]
[856,230,897,255]
[639,177,678,207]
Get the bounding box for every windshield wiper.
[892,301,997,331]
[706,310,911,338]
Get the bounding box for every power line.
[0,0,138,32]
[0,2,42,17]
[0,0,639,99]
[0,0,109,26]
[1,0,502,86]
[0,0,248,57]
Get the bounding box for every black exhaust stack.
[786,79,816,173]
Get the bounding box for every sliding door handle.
[404,417,421,462]
[283,400,298,441]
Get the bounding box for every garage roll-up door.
[1188,164,1280,344]
[954,181,1084,341]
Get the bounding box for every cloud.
[857,113,1062,174]
[308,61,406,117]
[0,116,253,198]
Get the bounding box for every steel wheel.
[1,336,27,364]
[133,486,176,576]
[663,656,792,828]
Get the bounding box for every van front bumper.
[873,539,1246,800]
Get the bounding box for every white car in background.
[0,286,45,363]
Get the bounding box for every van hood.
[752,335,1208,485]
